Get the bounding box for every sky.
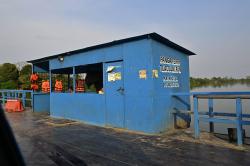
[0,0,249,78]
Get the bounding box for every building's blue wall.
[45,38,190,134]
[122,40,155,133]
[50,93,106,126]
[151,40,190,132]
[50,44,123,70]
[33,93,50,112]
[33,65,48,73]
[32,63,50,113]
[49,39,156,133]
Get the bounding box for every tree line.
[1,63,250,90]
[190,76,250,89]
[0,63,32,89]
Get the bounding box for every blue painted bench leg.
[194,97,200,139]
[236,98,243,146]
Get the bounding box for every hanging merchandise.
[30,73,39,91]
[31,83,39,90]
[42,80,50,93]
[30,74,39,82]
[76,79,85,92]
[55,80,63,92]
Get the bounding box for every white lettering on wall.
[160,56,181,88]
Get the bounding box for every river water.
[190,83,250,137]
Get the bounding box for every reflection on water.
[191,83,250,137]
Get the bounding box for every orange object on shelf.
[55,80,63,92]
[4,99,24,112]
[30,73,39,82]
[76,79,85,92]
[42,80,50,93]
[31,84,39,90]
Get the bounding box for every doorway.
[104,61,125,128]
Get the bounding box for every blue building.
[28,33,195,134]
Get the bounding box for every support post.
[49,70,52,93]
[2,92,5,104]
[236,98,243,146]
[30,91,33,108]
[22,92,26,107]
[67,74,70,90]
[208,98,214,133]
[193,96,200,139]
[73,66,76,93]
[7,92,10,99]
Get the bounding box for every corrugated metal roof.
[28,32,195,63]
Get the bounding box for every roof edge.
[28,32,195,63]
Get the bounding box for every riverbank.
[190,77,250,89]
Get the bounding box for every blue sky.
[0,0,249,77]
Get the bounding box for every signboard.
[108,72,122,82]
[107,65,122,82]
[160,56,181,88]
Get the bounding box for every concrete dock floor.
[5,109,250,166]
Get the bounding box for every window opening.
[75,63,103,94]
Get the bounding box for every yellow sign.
[139,70,147,79]
[108,73,115,82]
[115,72,121,80]
[152,69,159,78]
[108,72,121,82]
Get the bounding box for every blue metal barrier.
[172,91,250,146]
[0,90,33,108]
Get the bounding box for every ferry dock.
[6,109,250,166]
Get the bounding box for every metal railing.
[0,90,33,108]
[172,91,250,146]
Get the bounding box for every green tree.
[19,64,32,75]
[18,64,32,89]
[0,63,19,89]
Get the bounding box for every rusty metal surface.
[5,109,250,166]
